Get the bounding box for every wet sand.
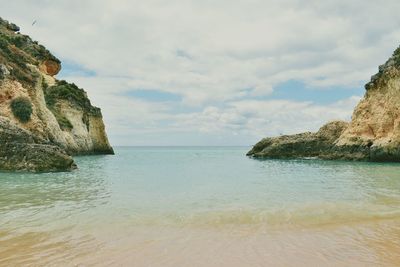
[1,218,399,266]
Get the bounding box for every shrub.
[45,81,88,107]
[44,80,99,115]
[11,97,33,122]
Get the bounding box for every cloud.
[172,96,361,138]
[1,0,399,145]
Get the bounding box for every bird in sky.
[32,20,37,26]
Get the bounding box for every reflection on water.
[0,147,399,266]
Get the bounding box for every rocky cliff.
[0,18,113,172]
[248,45,400,162]
[0,117,75,172]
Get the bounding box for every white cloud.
[178,96,361,138]
[1,0,399,145]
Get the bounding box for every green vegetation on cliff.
[10,97,33,123]
[0,18,59,87]
[44,80,101,131]
[0,37,37,85]
[44,80,96,110]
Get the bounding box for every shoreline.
[2,218,399,266]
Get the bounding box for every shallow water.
[0,147,399,266]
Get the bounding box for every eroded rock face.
[0,64,9,79]
[39,60,61,76]
[247,121,349,159]
[0,117,75,172]
[248,46,400,162]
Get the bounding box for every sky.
[1,0,400,146]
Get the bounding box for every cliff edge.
[248,45,400,162]
[0,18,113,172]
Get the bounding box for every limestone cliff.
[335,47,400,161]
[248,45,400,162]
[0,18,113,172]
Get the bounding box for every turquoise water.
[1,147,400,265]
[2,146,400,224]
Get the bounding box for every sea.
[0,147,399,266]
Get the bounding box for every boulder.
[0,117,76,172]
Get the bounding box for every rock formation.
[248,46,400,162]
[0,18,113,172]
[0,117,75,172]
